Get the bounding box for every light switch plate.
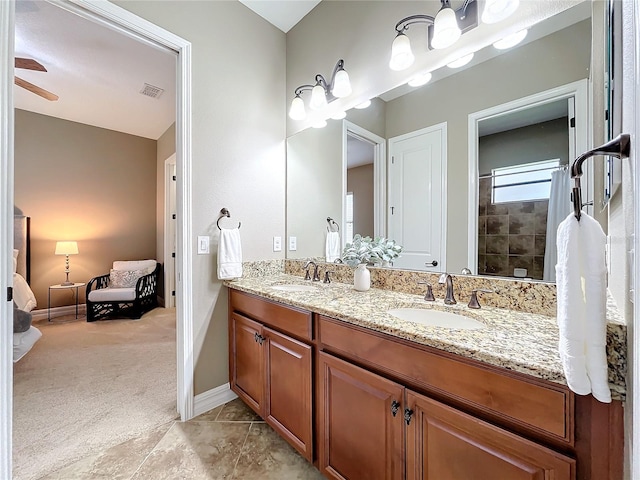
[289,236,297,251]
[197,235,209,254]
[273,236,282,252]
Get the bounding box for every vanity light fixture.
[408,71,433,87]
[493,29,528,50]
[447,52,474,68]
[355,99,371,109]
[481,0,520,24]
[289,59,352,121]
[389,0,479,71]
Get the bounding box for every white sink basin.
[387,308,485,330]
[270,284,317,292]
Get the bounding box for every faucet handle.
[468,289,493,309]
[417,281,435,301]
[323,271,334,284]
[304,269,311,281]
[313,265,320,282]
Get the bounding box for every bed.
[13,215,41,363]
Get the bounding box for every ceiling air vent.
[140,83,164,99]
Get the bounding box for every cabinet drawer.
[319,316,572,444]
[230,289,312,341]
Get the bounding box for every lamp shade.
[309,84,328,110]
[431,6,461,49]
[55,241,78,255]
[289,95,306,120]
[331,68,352,98]
[389,33,415,71]
[482,0,519,24]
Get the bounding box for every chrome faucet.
[304,261,320,282]
[438,273,457,305]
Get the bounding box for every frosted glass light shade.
[309,84,328,110]
[431,7,461,49]
[408,71,432,87]
[493,29,528,49]
[389,33,415,71]
[482,0,519,24]
[288,96,306,120]
[331,69,352,98]
[55,241,78,255]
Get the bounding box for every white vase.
[354,264,371,292]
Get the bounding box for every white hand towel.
[555,212,611,403]
[218,228,243,280]
[325,231,341,263]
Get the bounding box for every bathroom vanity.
[227,273,624,480]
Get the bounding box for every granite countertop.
[225,274,626,401]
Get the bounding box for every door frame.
[164,154,177,308]
[467,79,589,274]
[387,123,448,273]
[1,1,194,475]
[342,121,386,241]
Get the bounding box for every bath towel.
[325,231,341,263]
[555,212,611,403]
[218,228,243,280]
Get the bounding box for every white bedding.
[13,326,42,363]
[13,272,37,312]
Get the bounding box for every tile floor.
[40,398,325,480]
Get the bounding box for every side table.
[48,282,86,321]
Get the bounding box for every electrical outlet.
[273,236,282,252]
[289,236,297,251]
[197,235,209,254]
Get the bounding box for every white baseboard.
[193,383,237,418]
[31,304,87,322]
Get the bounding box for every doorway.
[0,0,194,476]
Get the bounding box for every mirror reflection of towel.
[326,231,341,263]
[218,228,242,280]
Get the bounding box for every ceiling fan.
[14,57,59,101]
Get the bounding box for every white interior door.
[388,124,447,271]
[164,155,176,308]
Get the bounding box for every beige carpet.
[12,308,177,480]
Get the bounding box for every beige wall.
[112,0,286,395]
[14,109,157,308]
[347,164,374,238]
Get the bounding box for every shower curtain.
[543,167,571,281]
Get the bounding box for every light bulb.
[331,68,352,98]
[309,84,328,110]
[288,96,306,120]
[447,52,474,68]
[493,29,528,50]
[482,0,519,24]
[355,100,371,109]
[407,71,432,87]
[389,33,415,71]
[431,6,461,49]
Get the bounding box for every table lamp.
[55,241,79,286]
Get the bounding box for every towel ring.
[570,133,630,221]
[327,217,339,233]
[217,208,241,230]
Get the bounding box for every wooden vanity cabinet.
[229,290,313,461]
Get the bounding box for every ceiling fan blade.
[15,57,47,72]
[15,76,58,101]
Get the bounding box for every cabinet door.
[319,352,404,480]
[264,327,313,461]
[229,313,264,415]
[406,390,575,480]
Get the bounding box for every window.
[491,159,560,204]
[345,192,354,245]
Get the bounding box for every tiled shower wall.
[477,177,549,280]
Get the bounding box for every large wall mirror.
[286,1,600,283]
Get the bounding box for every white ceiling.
[15,0,176,140]
[13,0,318,140]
